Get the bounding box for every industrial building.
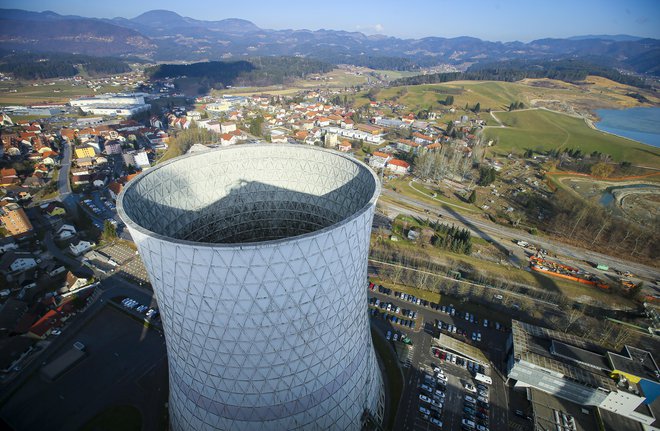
[118,145,384,430]
[506,320,659,429]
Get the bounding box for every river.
[594,107,660,148]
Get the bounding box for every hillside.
[484,109,660,166]
[147,57,334,91]
[0,8,658,74]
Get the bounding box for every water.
[594,107,660,148]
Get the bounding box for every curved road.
[380,189,660,281]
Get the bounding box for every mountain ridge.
[0,8,658,75]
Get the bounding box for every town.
[0,29,659,431]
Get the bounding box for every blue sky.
[5,0,660,41]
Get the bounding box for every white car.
[420,384,433,393]
[419,406,431,415]
[462,418,476,429]
[465,395,477,404]
[478,395,489,404]
[430,398,442,408]
[430,417,443,427]
[477,332,482,342]
[433,366,444,375]
[419,394,432,403]
[483,319,489,328]
[476,425,489,431]
[465,383,477,393]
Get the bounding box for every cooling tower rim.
[117,144,381,250]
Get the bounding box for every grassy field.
[371,236,632,307]
[0,82,127,105]
[484,109,660,166]
[354,76,659,118]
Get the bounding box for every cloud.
[356,23,385,34]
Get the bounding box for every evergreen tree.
[468,190,477,203]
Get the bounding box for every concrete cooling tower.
[117,144,384,430]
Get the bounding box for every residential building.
[386,159,411,175]
[74,146,96,159]
[69,240,94,256]
[0,237,18,254]
[0,251,38,276]
[56,224,77,240]
[0,202,33,238]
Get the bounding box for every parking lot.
[369,280,514,431]
[89,243,150,287]
[0,305,167,431]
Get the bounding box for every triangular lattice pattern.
[119,146,384,431]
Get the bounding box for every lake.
[594,107,660,148]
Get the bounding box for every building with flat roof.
[506,320,659,428]
[0,202,33,238]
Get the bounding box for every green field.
[355,81,527,111]
[484,109,660,166]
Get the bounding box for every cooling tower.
[117,144,384,430]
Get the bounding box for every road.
[54,140,80,217]
[380,188,660,281]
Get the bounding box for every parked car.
[465,383,477,393]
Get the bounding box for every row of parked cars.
[462,381,490,431]
[385,330,412,345]
[417,367,448,428]
[82,198,119,228]
[431,347,487,375]
[121,297,159,319]
[369,307,417,329]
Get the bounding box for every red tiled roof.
[388,159,410,169]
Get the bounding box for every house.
[0,251,38,276]
[220,134,237,146]
[43,202,66,217]
[337,141,352,152]
[413,132,434,145]
[220,123,236,134]
[108,182,123,201]
[56,224,76,240]
[0,202,33,238]
[0,237,18,254]
[104,141,123,155]
[0,168,19,187]
[396,139,420,154]
[386,159,411,175]
[69,240,94,256]
[62,271,89,293]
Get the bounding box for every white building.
[70,93,150,117]
[69,240,94,256]
[56,224,77,240]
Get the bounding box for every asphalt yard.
[0,305,167,431]
[369,282,512,431]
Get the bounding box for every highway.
[380,188,660,281]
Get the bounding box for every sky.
[4,0,660,41]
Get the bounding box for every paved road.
[380,188,660,281]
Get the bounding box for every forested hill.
[390,59,649,88]
[0,51,131,80]
[147,57,334,88]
